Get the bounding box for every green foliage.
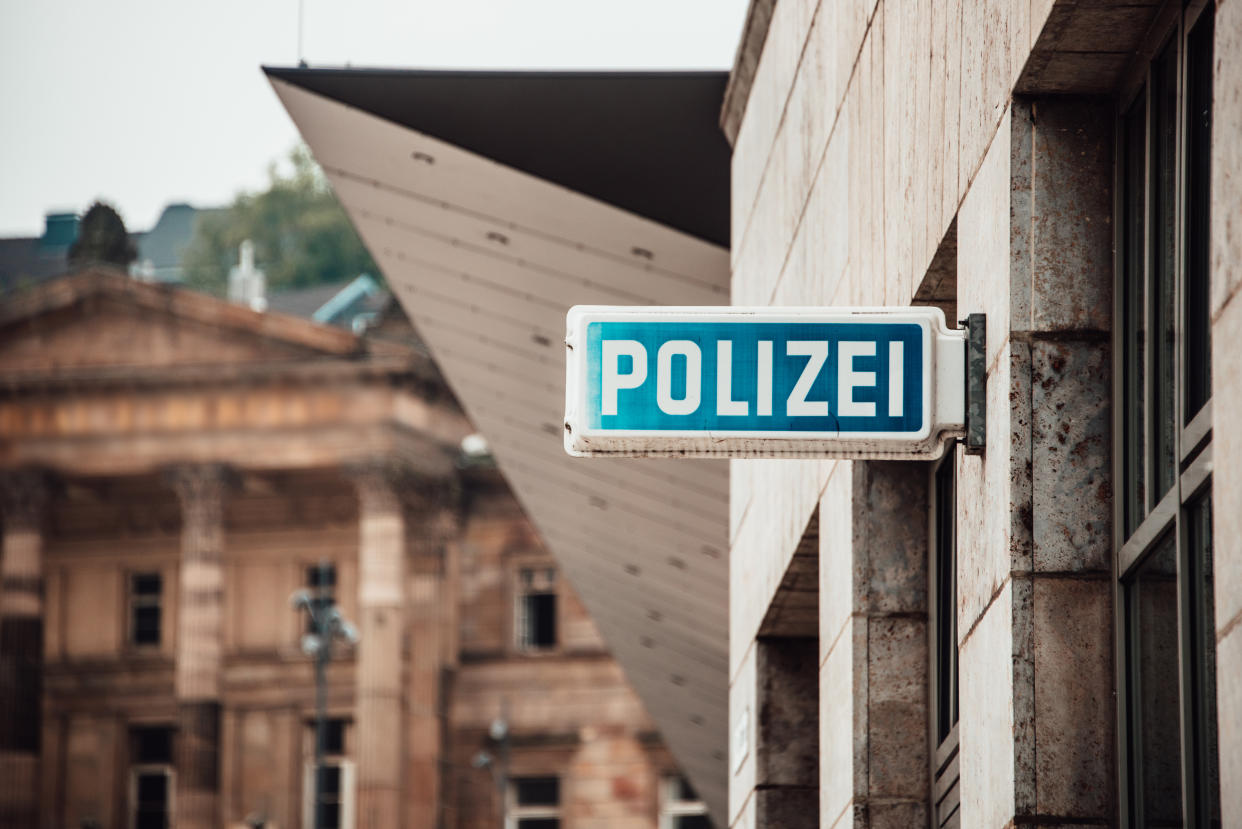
[181,146,378,295]
[69,202,137,268]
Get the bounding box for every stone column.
[0,469,50,829]
[351,466,408,829]
[817,461,930,827]
[955,99,1114,826]
[169,465,228,829]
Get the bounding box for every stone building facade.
[723,1,1238,827]
[0,269,703,829]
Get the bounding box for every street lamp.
[291,561,359,829]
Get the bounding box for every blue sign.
[585,321,923,433]
[565,307,963,459]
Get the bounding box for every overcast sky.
[0,0,749,236]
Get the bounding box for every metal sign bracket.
[962,313,986,454]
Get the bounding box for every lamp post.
[291,561,359,829]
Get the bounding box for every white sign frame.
[564,306,967,459]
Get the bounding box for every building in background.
[269,0,1242,827]
[0,212,80,293]
[0,203,218,293]
[0,268,703,828]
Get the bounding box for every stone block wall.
[1212,0,1242,823]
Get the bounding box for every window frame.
[928,444,960,829]
[512,563,559,654]
[302,717,355,829]
[128,763,174,829]
[505,775,562,829]
[127,570,163,650]
[658,775,709,829]
[1111,1,1218,824]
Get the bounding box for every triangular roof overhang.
[266,67,731,821]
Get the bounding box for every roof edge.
[0,268,365,357]
[719,0,777,146]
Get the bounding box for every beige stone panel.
[958,583,1016,829]
[912,0,935,290]
[817,462,854,667]
[730,788,756,829]
[1211,0,1242,316]
[729,458,824,678]
[941,0,963,228]
[882,0,915,306]
[1218,624,1242,828]
[730,458,752,545]
[956,343,1026,632]
[867,616,928,798]
[731,0,820,261]
[63,565,121,657]
[957,105,1012,368]
[727,639,755,827]
[565,732,655,826]
[232,562,283,651]
[818,619,857,828]
[1213,292,1242,637]
[63,716,119,829]
[1032,577,1112,818]
[0,524,42,617]
[772,119,850,308]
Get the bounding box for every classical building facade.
[0,269,703,829]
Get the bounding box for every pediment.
[0,269,361,375]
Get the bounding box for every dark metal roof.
[262,67,732,248]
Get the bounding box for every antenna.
[297,0,306,67]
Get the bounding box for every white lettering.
[657,340,702,415]
[601,340,647,416]
[717,341,748,416]
[889,341,903,417]
[786,341,829,417]
[757,341,773,417]
[838,341,876,417]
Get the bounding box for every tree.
[181,146,378,295]
[68,202,137,268]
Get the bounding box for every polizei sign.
[564,307,981,459]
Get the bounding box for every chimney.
[227,240,267,312]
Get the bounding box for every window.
[659,776,709,829]
[129,726,173,829]
[515,567,557,652]
[507,776,560,829]
[929,446,959,829]
[129,572,162,647]
[305,561,337,635]
[303,719,354,829]
[1115,4,1219,826]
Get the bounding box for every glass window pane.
[514,776,559,806]
[316,764,342,796]
[673,776,699,802]
[132,573,161,595]
[531,593,557,648]
[131,727,172,764]
[1150,42,1178,503]
[515,820,559,829]
[133,606,161,645]
[1188,492,1221,826]
[1184,10,1214,421]
[317,801,341,829]
[935,450,958,743]
[1125,533,1183,826]
[674,817,712,829]
[1122,93,1148,537]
